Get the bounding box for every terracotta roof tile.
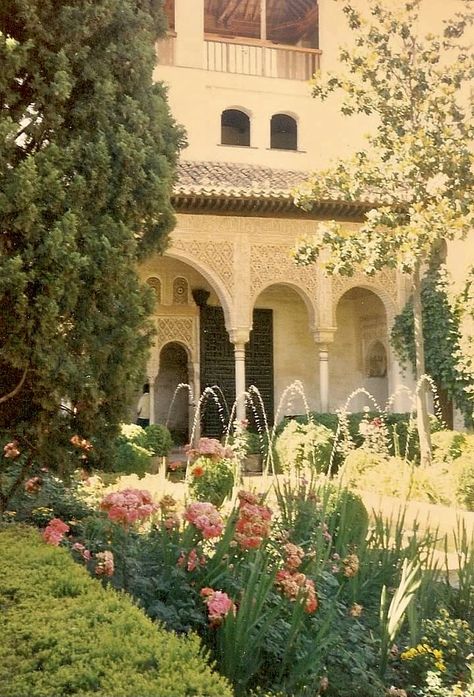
[174,160,308,198]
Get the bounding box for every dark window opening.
[270,114,297,150]
[221,109,250,146]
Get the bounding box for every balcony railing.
[157,33,321,80]
[204,35,321,81]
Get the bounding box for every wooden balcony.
[156,33,321,81]
[204,34,321,80]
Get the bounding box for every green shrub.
[324,485,369,550]
[275,419,333,474]
[341,451,454,505]
[431,430,467,463]
[188,456,234,507]
[118,422,149,448]
[276,412,442,465]
[4,469,93,527]
[144,424,173,456]
[453,454,474,511]
[0,525,232,697]
[340,450,387,489]
[113,441,153,476]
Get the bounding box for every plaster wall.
[155,0,470,171]
[253,285,319,416]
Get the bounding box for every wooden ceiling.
[205,0,318,44]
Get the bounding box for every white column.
[229,329,250,424]
[234,343,246,422]
[148,376,156,425]
[313,329,336,413]
[318,344,329,412]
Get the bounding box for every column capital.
[228,328,250,346]
[313,327,336,345]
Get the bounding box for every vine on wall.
[391,261,474,427]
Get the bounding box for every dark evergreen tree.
[0,0,182,473]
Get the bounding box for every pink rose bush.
[184,501,224,538]
[200,587,235,627]
[42,518,70,546]
[100,488,157,525]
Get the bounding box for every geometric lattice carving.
[156,316,194,351]
[172,239,234,294]
[250,243,318,301]
[173,276,189,304]
[146,276,162,304]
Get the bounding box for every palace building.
[140,0,473,442]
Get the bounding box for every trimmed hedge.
[0,525,232,697]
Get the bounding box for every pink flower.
[3,441,20,459]
[100,488,158,526]
[72,542,92,562]
[185,438,234,462]
[24,476,42,493]
[95,550,114,577]
[275,568,318,614]
[42,518,70,546]
[184,502,224,539]
[200,587,235,627]
[234,493,272,550]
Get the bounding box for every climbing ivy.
[391,260,474,427]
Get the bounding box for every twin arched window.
[221,109,251,146]
[220,109,297,150]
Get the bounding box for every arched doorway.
[155,342,190,445]
[332,287,389,410]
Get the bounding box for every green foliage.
[112,441,153,477]
[0,0,183,472]
[118,423,149,448]
[453,455,474,511]
[4,468,93,527]
[431,430,467,463]
[144,423,173,456]
[277,412,440,465]
[391,263,474,426]
[189,456,235,507]
[275,419,334,474]
[421,608,474,686]
[0,525,232,697]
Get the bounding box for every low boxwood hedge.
[0,525,232,697]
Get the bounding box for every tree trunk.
[412,263,432,467]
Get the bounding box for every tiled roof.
[174,160,308,199]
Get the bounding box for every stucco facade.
[140,0,471,438]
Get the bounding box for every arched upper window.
[146,277,162,304]
[270,114,297,151]
[221,109,250,146]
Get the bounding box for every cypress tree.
[0,0,182,469]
